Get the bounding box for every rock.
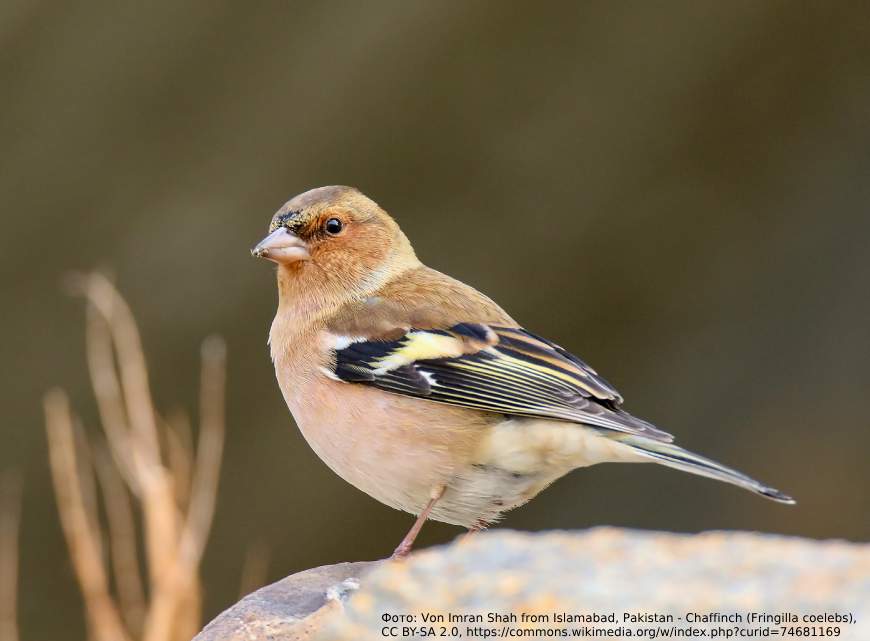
[194,560,381,641]
[195,528,870,641]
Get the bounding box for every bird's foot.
[390,542,413,560]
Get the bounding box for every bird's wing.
[324,321,673,442]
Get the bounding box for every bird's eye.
[324,218,343,235]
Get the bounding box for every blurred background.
[2,1,869,639]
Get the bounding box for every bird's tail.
[610,433,795,504]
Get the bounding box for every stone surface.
[195,529,870,641]
[194,560,381,641]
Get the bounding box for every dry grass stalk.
[45,391,132,641]
[93,446,147,633]
[162,411,193,512]
[45,273,226,641]
[238,544,271,600]
[0,471,22,641]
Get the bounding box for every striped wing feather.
[332,323,673,442]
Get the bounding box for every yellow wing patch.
[331,323,672,442]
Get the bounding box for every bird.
[252,185,794,558]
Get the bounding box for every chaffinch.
[252,186,793,558]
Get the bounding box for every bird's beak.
[251,227,310,264]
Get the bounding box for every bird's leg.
[391,486,445,559]
[468,518,488,534]
[459,519,487,544]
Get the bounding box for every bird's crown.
[268,185,379,234]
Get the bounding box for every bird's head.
[252,186,419,302]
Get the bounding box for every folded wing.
[328,322,673,442]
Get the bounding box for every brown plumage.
[253,186,793,558]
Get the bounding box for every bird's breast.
[273,345,491,517]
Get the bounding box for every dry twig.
[45,390,132,641]
[45,273,227,641]
[238,544,271,600]
[93,445,147,633]
[0,471,22,641]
